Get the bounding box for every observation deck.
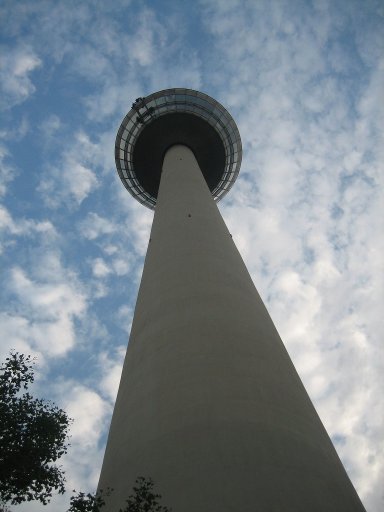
[115,88,242,209]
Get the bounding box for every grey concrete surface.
[98,145,366,511]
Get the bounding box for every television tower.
[98,89,366,511]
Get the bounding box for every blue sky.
[0,1,383,511]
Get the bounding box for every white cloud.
[0,205,57,256]
[65,384,110,447]
[91,280,110,299]
[68,163,99,204]
[102,244,119,255]
[0,205,14,232]
[38,131,101,208]
[79,212,117,240]
[6,263,86,357]
[0,45,42,110]
[45,381,113,505]
[115,184,153,256]
[89,255,132,280]
[0,144,16,197]
[39,162,98,208]
[78,7,202,122]
[39,114,62,139]
[116,305,133,335]
[91,257,111,278]
[97,347,126,403]
[112,257,131,276]
[0,313,42,365]
[0,205,56,236]
[129,8,166,66]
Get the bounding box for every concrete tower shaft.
[98,144,366,511]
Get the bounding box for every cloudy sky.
[0,0,383,510]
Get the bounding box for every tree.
[122,477,171,512]
[69,477,171,512]
[0,351,71,506]
[68,488,111,512]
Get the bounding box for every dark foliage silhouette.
[69,477,171,512]
[0,352,71,505]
